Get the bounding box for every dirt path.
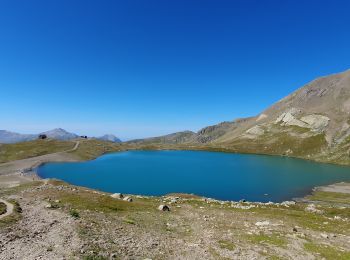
[0,195,82,259]
[0,199,13,220]
[0,141,80,188]
[68,141,80,152]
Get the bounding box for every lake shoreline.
[2,149,350,203]
[37,150,350,203]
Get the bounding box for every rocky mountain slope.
[212,69,350,164]
[0,130,36,144]
[129,131,196,145]
[39,128,79,141]
[215,69,350,144]
[131,69,350,164]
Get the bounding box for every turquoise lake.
[37,150,350,202]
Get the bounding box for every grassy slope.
[0,199,22,228]
[0,129,348,167]
[0,139,123,163]
[318,136,350,165]
[127,124,348,165]
[68,139,122,160]
[0,139,75,163]
[222,132,327,158]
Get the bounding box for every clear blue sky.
[1,0,350,140]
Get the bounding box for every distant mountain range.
[0,131,36,144]
[0,128,122,144]
[96,134,121,143]
[129,69,350,165]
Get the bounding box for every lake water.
[37,150,350,202]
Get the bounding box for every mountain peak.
[97,134,121,143]
[49,128,68,133]
[40,128,78,140]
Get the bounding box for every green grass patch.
[244,204,350,235]
[0,200,22,228]
[0,202,6,215]
[0,181,42,197]
[305,191,350,204]
[247,233,287,248]
[224,125,327,158]
[218,240,236,251]
[208,247,231,260]
[83,255,108,260]
[31,181,157,216]
[123,217,136,225]
[57,191,154,213]
[11,200,23,213]
[304,242,350,260]
[267,256,284,260]
[69,209,80,219]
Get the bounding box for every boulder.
[123,196,133,202]
[45,203,53,209]
[305,204,324,214]
[111,193,124,199]
[158,205,170,211]
[320,233,329,239]
[45,203,58,209]
[276,112,309,128]
[255,221,270,226]
[281,201,296,207]
[170,198,179,204]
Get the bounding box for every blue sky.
[1,0,350,140]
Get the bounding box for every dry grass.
[69,139,122,160]
[0,139,75,163]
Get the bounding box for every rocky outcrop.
[300,115,329,132]
[275,111,329,133]
[111,193,124,199]
[123,196,133,202]
[243,125,265,139]
[158,205,170,211]
[276,112,307,128]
